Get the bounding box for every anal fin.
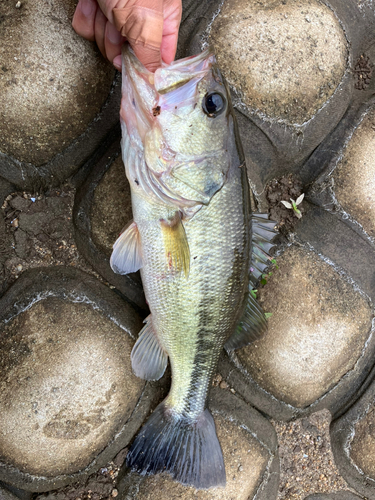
[131,315,168,381]
[225,290,268,352]
[110,221,142,275]
[160,212,190,277]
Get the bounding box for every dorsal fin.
[225,213,277,352]
[224,289,268,351]
[250,214,278,286]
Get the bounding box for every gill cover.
[120,45,231,213]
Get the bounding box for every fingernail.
[80,0,95,17]
[107,22,122,44]
[113,55,122,71]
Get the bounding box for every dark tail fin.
[127,401,226,489]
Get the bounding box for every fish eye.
[202,92,226,117]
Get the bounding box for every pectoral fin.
[225,290,268,352]
[160,212,190,277]
[110,221,143,275]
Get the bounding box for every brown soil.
[0,185,102,297]
[265,175,304,235]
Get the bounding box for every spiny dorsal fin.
[225,214,277,352]
[160,212,190,277]
[224,290,268,352]
[250,213,278,286]
[131,315,168,381]
[110,221,143,275]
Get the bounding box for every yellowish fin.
[160,212,190,278]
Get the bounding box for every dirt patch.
[0,185,101,296]
[33,449,127,500]
[274,410,353,499]
[354,54,372,90]
[265,175,304,235]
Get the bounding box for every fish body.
[111,46,274,489]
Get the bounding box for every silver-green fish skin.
[113,46,253,490]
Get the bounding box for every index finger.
[113,1,163,71]
[132,44,161,72]
[160,0,182,64]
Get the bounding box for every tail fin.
[127,401,226,489]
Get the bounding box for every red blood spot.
[153,106,161,116]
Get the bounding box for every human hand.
[72,0,182,72]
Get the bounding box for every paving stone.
[243,246,372,407]
[350,410,375,479]
[218,244,374,420]
[73,139,146,312]
[90,156,132,257]
[295,205,375,304]
[177,0,357,194]
[0,297,143,476]
[0,267,166,492]
[305,492,363,499]
[0,482,32,500]
[209,0,348,125]
[0,0,120,189]
[332,106,375,241]
[331,372,375,500]
[118,388,279,500]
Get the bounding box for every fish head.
[121,45,232,209]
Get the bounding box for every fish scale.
[133,151,249,418]
[110,45,275,489]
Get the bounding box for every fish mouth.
[124,45,215,82]
[120,44,219,149]
[122,44,216,105]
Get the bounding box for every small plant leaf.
[281,200,293,209]
[295,193,305,205]
[264,312,273,319]
[271,258,279,270]
[250,289,257,299]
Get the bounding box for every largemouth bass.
[110,45,276,489]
